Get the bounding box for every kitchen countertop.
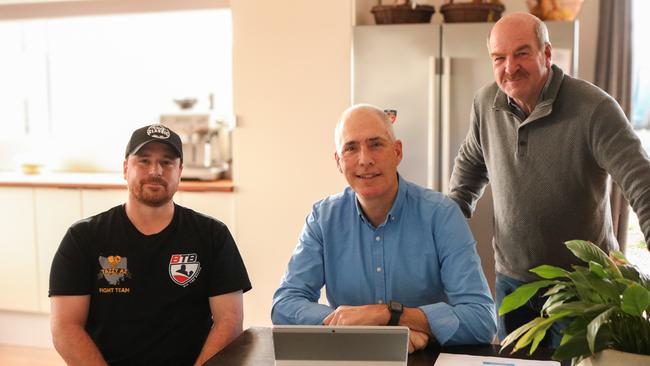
[0,172,233,192]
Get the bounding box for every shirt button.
[391,217,395,221]
[378,300,384,304]
[376,267,382,272]
[375,236,381,241]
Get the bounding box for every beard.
[131,177,175,207]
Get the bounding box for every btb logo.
[169,253,200,287]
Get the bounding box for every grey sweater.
[449,65,650,282]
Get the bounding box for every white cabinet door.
[80,189,236,233]
[0,187,39,312]
[176,192,236,238]
[34,188,82,312]
[81,189,126,218]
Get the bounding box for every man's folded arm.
[50,295,108,366]
[271,214,332,325]
[193,290,244,366]
[418,299,495,345]
[420,201,497,346]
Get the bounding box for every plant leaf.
[542,291,576,314]
[569,267,620,302]
[553,327,611,362]
[498,280,555,316]
[609,250,627,264]
[500,318,541,352]
[562,317,591,337]
[565,240,622,278]
[621,283,650,317]
[586,307,615,353]
[513,311,572,354]
[529,320,553,354]
[530,265,570,279]
[568,269,602,302]
[565,240,609,265]
[619,264,650,291]
[553,329,588,361]
[588,261,608,279]
[547,302,609,317]
[542,282,572,297]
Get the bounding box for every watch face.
[389,301,403,312]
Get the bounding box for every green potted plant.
[499,240,650,366]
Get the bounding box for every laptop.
[272,325,409,366]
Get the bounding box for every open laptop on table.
[272,325,409,366]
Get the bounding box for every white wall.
[230,0,352,327]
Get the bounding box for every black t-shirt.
[49,204,252,366]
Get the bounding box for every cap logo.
[146,125,171,140]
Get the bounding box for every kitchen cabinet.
[177,191,236,234]
[81,189,126,218]
[34,188,82,312]
[0,188,39,312]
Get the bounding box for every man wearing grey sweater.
[449,12,650,348]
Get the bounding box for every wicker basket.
[440,1,505,23]
[526,0,583,21]
[371,4,435,24]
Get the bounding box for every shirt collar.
[354,173,406,228]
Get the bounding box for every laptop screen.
[272,325,409,365]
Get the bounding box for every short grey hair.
[486,14,551,50]
[334,104,396,153]
[534,19,550,49]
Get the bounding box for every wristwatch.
[387,300,403,326]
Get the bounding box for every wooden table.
[205,327,570,365]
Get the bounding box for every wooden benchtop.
[0,172,234,192]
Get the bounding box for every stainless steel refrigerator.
[353,21,578,292]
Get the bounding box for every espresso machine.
[160,98,231,181]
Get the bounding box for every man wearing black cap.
[48,124,251,366]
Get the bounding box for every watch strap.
[387,301,403,326]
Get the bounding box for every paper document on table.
[435,353,560,366]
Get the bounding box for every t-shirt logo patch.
[169,253,200,287]
[98,255,131,285]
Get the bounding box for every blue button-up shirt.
[271,176,496,345]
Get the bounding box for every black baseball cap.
[125,124,183,160]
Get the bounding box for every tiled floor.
[0,345,64,366]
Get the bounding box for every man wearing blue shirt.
[271,104,496,352]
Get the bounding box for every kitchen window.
[0,4,231,172]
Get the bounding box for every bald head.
[334,104,396,153]
[488,12,549,51]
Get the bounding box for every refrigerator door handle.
[428,56,440,191]
[440,56,452,194]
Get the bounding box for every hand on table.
[322,304,389,326]
[322,304,430,354]
[408,329,429,353]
